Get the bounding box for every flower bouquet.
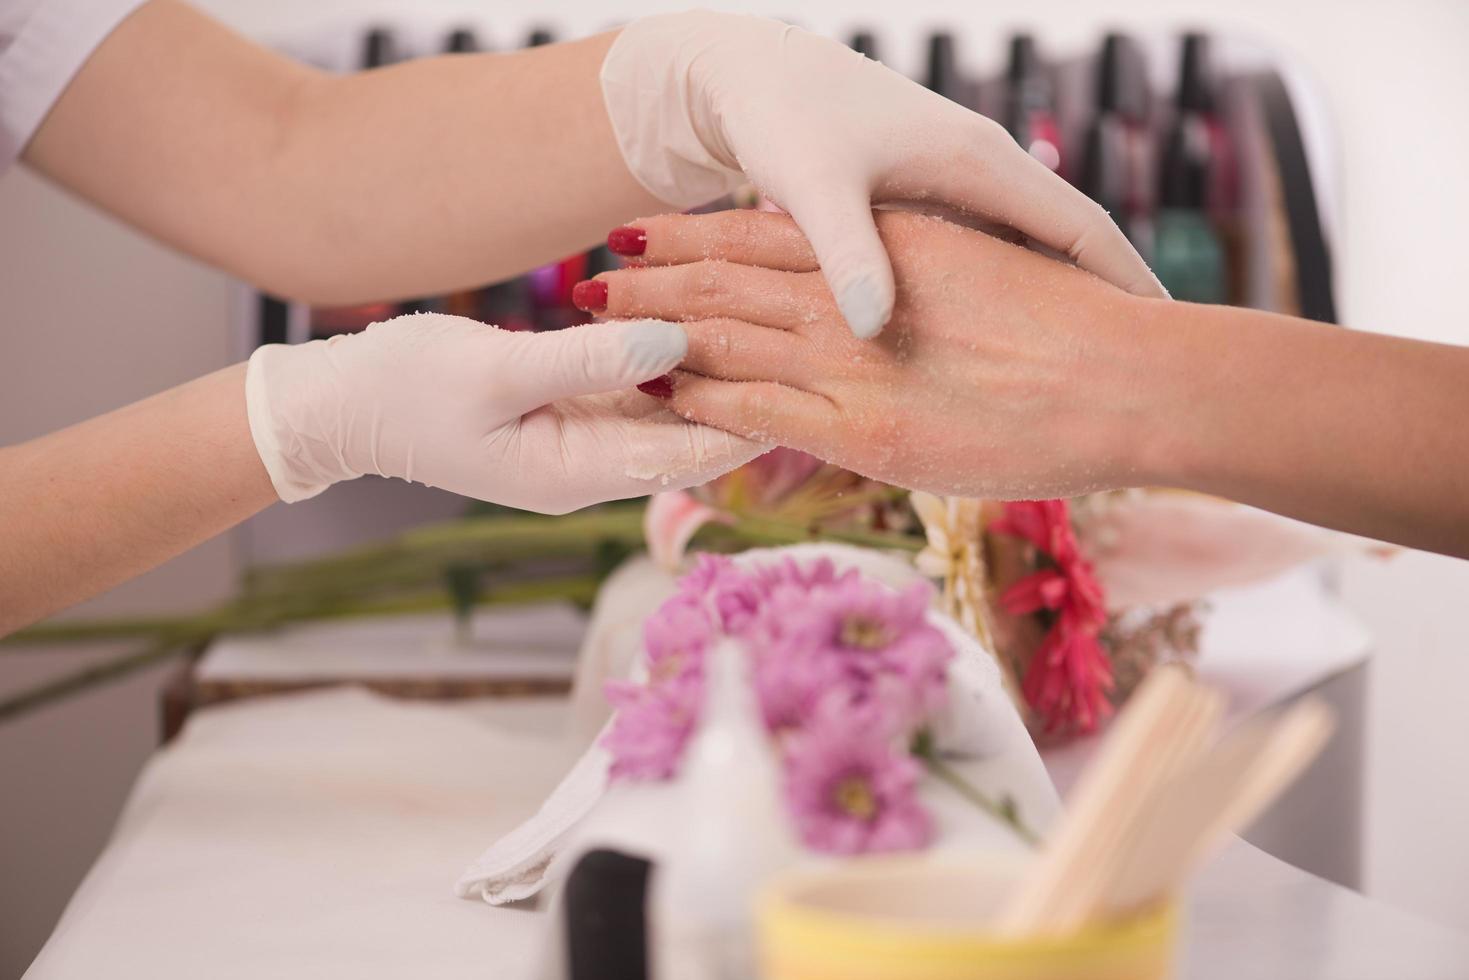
[642,449,1368,743]
[600,552,1026,853]
[456,541,1052,908]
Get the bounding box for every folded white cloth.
[453,736,612,904]
[564,554,678,743]
[457,543,1052,906]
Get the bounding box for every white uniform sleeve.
[0,0,149,170]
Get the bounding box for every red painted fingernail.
[607,226,647,256]
[571,279,608,312]
[637,374,674,399]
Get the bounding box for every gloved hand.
[601,12,1164,339]
[244,312,767,512]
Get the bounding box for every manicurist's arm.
[22,1,1163,332]
[23,0,661,305]
[0,365,275,636]
[0,312,764,636]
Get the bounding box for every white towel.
[457,543,1049,906]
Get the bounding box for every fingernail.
[607,226,647,257]
[637,374,674,399]
[571,279,608,313]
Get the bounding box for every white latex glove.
[601,12,1165,338]
[244,312,767,512]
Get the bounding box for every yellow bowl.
[757,854,1179,980]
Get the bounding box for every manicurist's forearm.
[1136,301,1469,557]
[0,364,277,636]
[24,0,663,305]
[267,32,663,303]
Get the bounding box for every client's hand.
[578,210,1166,500]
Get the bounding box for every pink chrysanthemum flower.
[752,647,847,738]
[676,553,769,634]
[756,576,952,734]
[602,553,957,846]
[601,673,702,781]
[992,500,1114,736]
[751,555,856,597]
[642,593,714,685]
[782,707,933,854]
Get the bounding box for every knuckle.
[732,386,774,434]
[683,262,729,309]
[690,322,734,361]
[722,214,763,255]
[858,403,913,464]
[712,323,734,357]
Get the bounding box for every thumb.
[783,184,895,339]
[500,319,687,415]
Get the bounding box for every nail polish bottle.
[479,279,535,333]
[1152,34,1228,304]
[362,27,396,70]
[848,30,880,61]
[444,27,479,54]
[1180,32,1242,301]
[1004,34,1062,175]
[923,33,978,109]
[1078,33,1153,255]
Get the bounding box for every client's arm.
[578,210,1469,558]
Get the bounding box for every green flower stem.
[0,574,606,726]
[6,574,603,650]
[0,505,925,721]
[1,616,203,648]
[699,516,923,554]
[0,638,189,724]
[245,509,648,596]
[915,742,1042,848]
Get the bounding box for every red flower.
[992,500,1113,736]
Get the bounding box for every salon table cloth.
[25,573,1469,979]
[26,690,1469,979]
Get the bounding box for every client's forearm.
[1135,301,1469,557]
[0,364,276,636]
[26,1,664,305]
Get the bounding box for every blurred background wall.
[3,0,1468,975]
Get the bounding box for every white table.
[27,570,1467,979]
[24,686,1469,979]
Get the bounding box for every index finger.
[607,210,821,271]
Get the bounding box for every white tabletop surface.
[25,680,1469,979]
